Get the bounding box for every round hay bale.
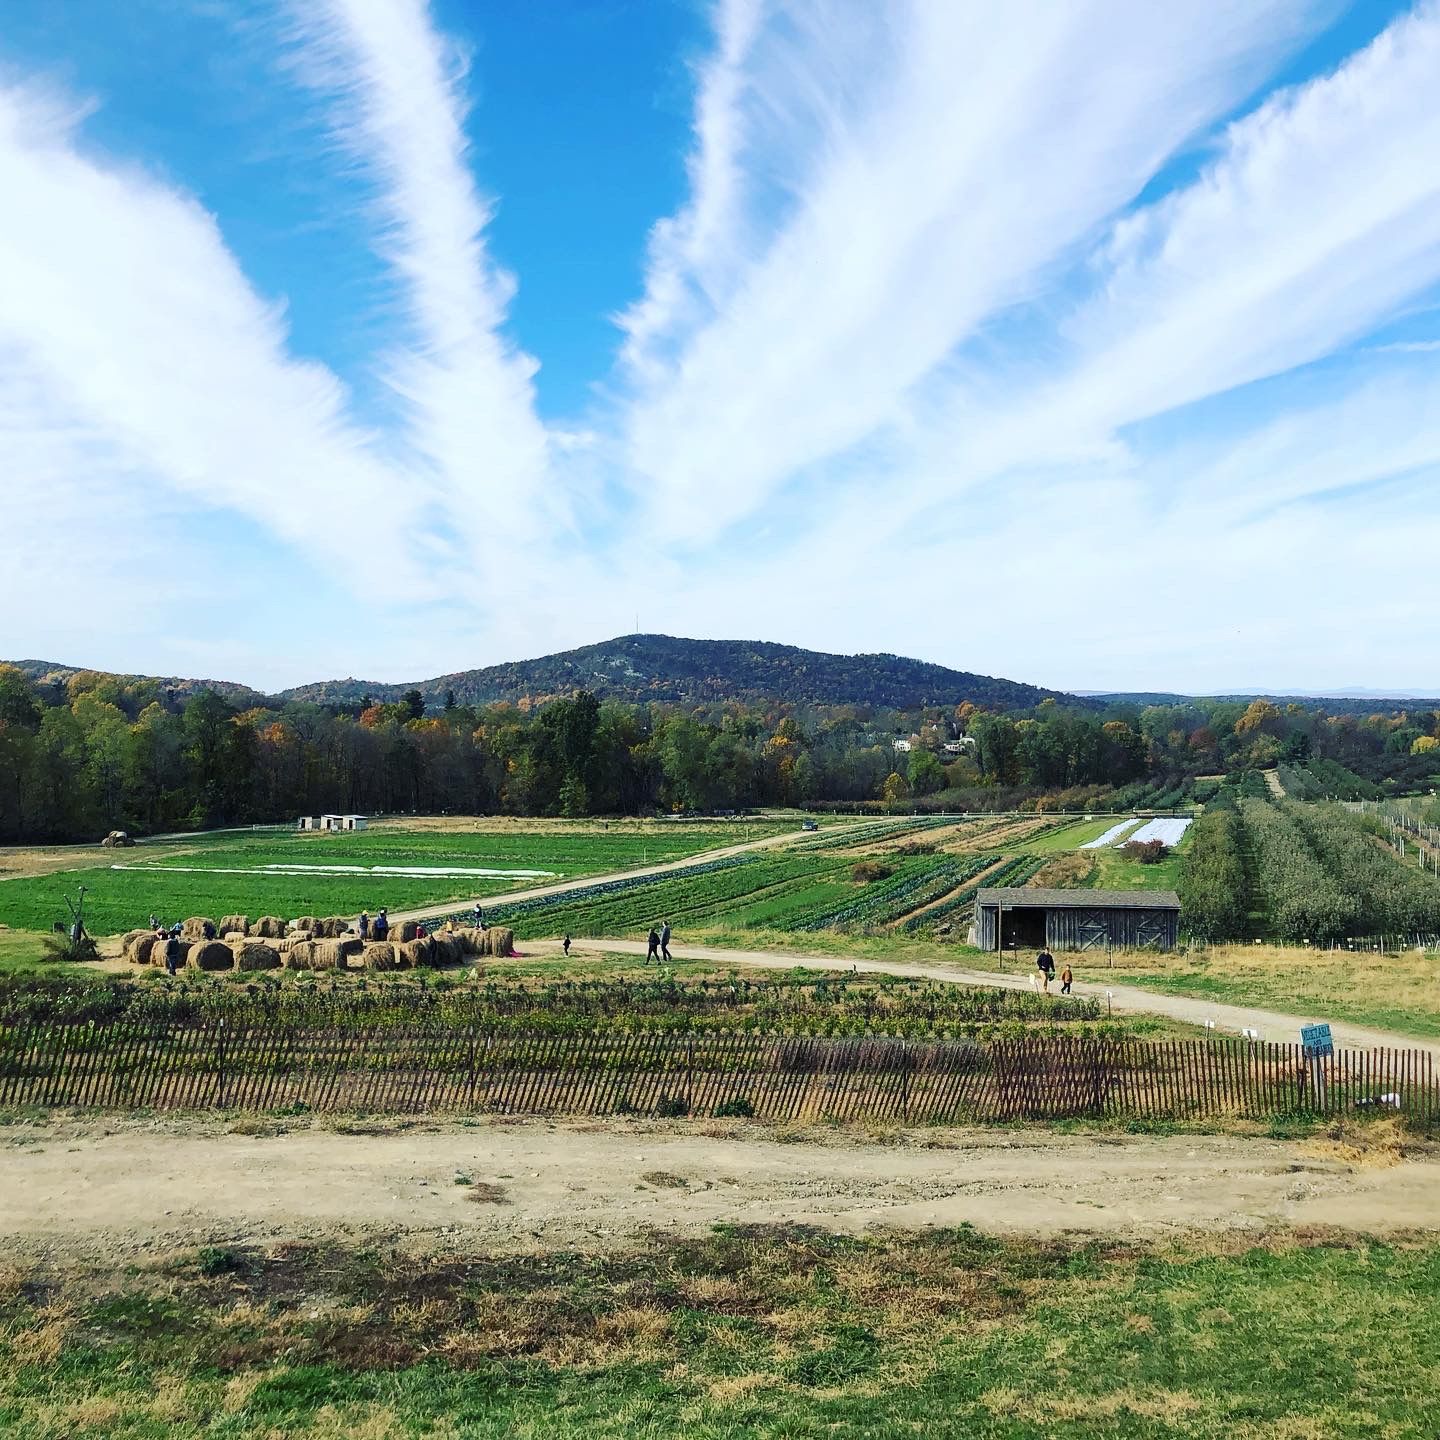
[428,935,461,965]
[397,938,432,968]
[308,939,346,970]
[283,940,319,970]
[287,929,313,944]
[362,941,398,971]
[150,938,184,970]
[120,928,147,950]
[254,916,286,939]
[393,920,421,943]
[218,914,249,938]
[181,916,216,941]
[291,916,319,935]
[452,927,485,957]
[229,939,280,972]
[186,940,234,972]
[127,933,159,966]
[480,927,515,958]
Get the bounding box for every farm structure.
[297,813,369,832]
[975,887,1181,952]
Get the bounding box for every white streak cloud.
[619,0,1323,542]
[289,0,555,543]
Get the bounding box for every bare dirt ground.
[2,1112,1436,1263]
[0,845,130,882]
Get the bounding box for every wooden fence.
[0,1023,1434,1123]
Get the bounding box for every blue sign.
[1301,1023,1334,1058]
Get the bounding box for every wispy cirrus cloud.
[0,81,423,584]
[616,0,1326,543]
[286,0,555,544]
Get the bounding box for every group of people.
[1034,949,1073,994]
[646,921,673,963]
[357,909,390,941]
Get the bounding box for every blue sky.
[1,0,1438,694]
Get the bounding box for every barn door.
[1132,913,1167,948]
[1073,910,1111,952]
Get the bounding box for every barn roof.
[975,887,1180,910]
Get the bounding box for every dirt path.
[387,825,822,926]
[1,1112,1434,1261]
[548,938,1440,1060]
[1264,769,1286,799]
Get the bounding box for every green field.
[2,1228,1435,1438]
[0,823,785,936]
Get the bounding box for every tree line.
[0,665,1435,844]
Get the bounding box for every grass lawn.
[0,821,786,936]
[1085,844,1186,892]
[1116,943,1440,1040]
[1,1228,1435,1438]
[1017,816,1131,854]
[951,939,1440,1039]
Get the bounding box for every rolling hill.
[281,635,1078,711]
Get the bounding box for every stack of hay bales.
[186,940,234,972]
[181,916,217,941]
[478,927,515,958]
[291,916,319,936]
[254,916,286,939]
[229,939,280,972]
[450,927,485,957]
[218,914,249,938]
[284,939,347,970]
[361,941,399,971]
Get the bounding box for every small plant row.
[791,855,979,931]
[790,815,960,852]
[899,854,1047,934]
[0,970,1101,1034]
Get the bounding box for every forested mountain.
[278,635,1078,712]
[12,660,268,710]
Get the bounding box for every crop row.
[899,854,1047,934]
[793,856,975,931]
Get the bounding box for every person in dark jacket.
[660,921,672,963]
[562,934,572,957]
[1036,949,1056,993]
[359,911,370,940]
[646,928,660,963]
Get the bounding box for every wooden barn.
[974,887,1181,953]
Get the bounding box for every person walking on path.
[562,934,572,957]
[646,927,661,963]
[660,921,672,963]
[1036,948,1056,994]
[359,911,370,941]
[373,908,389,942]
[1059,963,1073,995]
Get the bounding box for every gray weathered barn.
[974,887,1181,953]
